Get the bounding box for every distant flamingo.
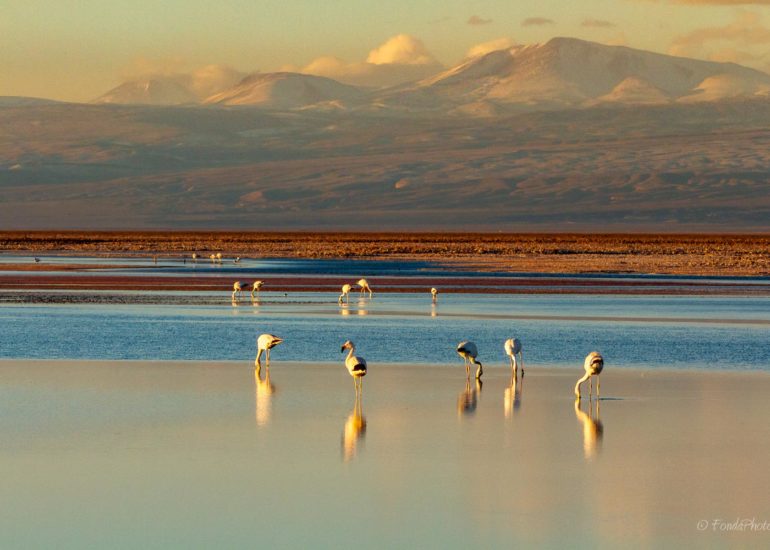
[255,333,284,366]
[456,341,483,379]
[341,340,367,395]
[338,283,352,305]
[216,252,222,263]
[209,254,216,264]
[357,278,373,298]
[191,253,198,262]
[504,338,524,374]
[575,351,604,400]
[251,280,264,299]
[232,281,250,301]
[431,287,438,303]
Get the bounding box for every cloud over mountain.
[296,34,444,88]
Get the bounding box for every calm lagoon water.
[2,292,769,371]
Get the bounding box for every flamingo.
[338,283,352,305]
[575,351,604,400]
[341,340,367,394]
[209,254,216,264]
[232,281,250,301]
[504,338,524,375]
[191,253,198,262]
[216,252,223,263]
[255,333,284,366]
[431,287,438,303]
[251,280,264,299]
[357,278,373,298]
[456,341,483,379]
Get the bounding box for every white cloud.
[366,34,438,65]
[296,34,443,88]
[669,11,770,70]
[465,38,516,58]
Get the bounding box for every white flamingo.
[251,280,264,299]
[338,283,352,305]
[191,253,198,262]
[341,340,367,394]
[209,254,217,264]
[431,287,438,303]
[357,278,373,298]
[575,351,604,400]
[504,338,524,374]
[216,252,223,263]
[232,281,250,301]
[255,333,284,366]
[456,341,483,379]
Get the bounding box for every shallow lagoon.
[2,292,769,371]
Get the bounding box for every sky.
[3,0,770,102]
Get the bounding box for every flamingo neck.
[346,346,356,362]
[575,372,591,396]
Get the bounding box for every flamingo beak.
[340,345,345,353]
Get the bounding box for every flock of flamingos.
[230,277,605,401]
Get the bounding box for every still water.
[2,292,769,370]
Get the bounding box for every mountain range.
[92,37,770,113]
[3,37,770,231]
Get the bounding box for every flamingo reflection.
[574,398,603,459]
[255,366,276,427]
[341,393,366,461]
[504,369,523,419]
[457,378,482,417]
[357,297,369,316]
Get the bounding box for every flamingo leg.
[255,349,263,366]
[266,348,270,364]
[597,376,600,399]
[520,352,524,375]
[589,377,593,399]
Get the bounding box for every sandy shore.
[1,360,768,547]
[2,231,770,276]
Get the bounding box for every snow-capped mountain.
[203,72,365,108]
[380,37,770,109]
[93,78,200,105]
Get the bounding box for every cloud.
[669,11,770,66]
[465,38,516,58]
[118,58,246,100]
[296,35,443,88]
[582,19,615,28]
[366,34,438,65]
[522,17,555,27]
[467,15,492,26]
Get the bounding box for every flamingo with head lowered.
[357,278,373,298]
[457,341,483,380]
[504,338,524,375]
[251,280,264,299]
[431,288,438,303]
[575,351,604,400]
[255,333,284,367]
[338,284,352,305]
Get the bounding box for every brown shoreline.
[1,231,770,276]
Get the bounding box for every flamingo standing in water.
[251,280,264,299]
[341,340,367,394]
[431,288,438,303]
[338,284,352,305]
[456,341,483,379]
[575,351,604,400]
[255,333,284,366]
[232,281,250,301]
[504,338,524,375]
[357,278,373,298]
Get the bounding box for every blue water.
[2,292,769,370]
